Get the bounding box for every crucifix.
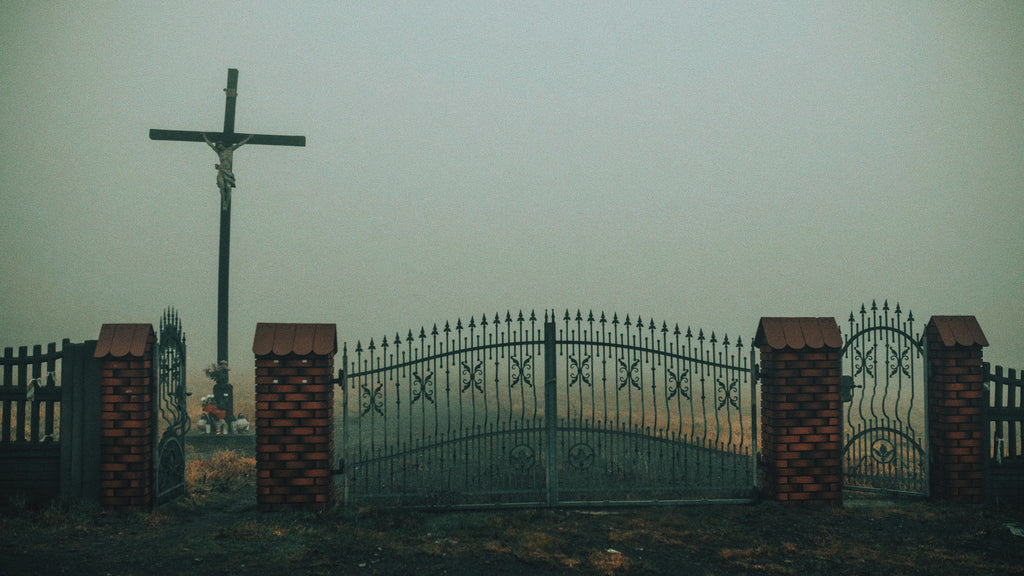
[150,68,305,369]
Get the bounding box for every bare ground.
[2,436,1022,576]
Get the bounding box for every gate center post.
[543,315,559,506]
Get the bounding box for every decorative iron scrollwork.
[567,443,595,471]
[155,308,188,505]
[510,355,534,389]
[509,444,535,473]
[870,438,896,464]
[361,381,384,416]
[569,354,592,388]
[617,357,640,391]
[888,345,911,378]
[852,344,875,378]
[411,370,435,405]
[461,360,484,393]
[716,378,740,410]
[667,367,690,400]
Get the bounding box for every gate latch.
[840,376,861,403]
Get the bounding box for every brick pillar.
[755,318,843,504]
[94,324,155,510]
[925,316,988,503]
[252,323,336,512]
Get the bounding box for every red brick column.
[253,323,337,512]
[755,318,843,504]
[926,316,988,503]
[94,324,155,510]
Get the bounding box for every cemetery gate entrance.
[336,310,758,508]
[840,302,928,496]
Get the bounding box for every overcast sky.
[2,2,1022,386]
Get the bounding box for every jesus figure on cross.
[203,132,252,210]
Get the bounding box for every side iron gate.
[154,309,189,505]
[337,310,757,508]
[840,301,927,496]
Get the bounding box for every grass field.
[2,444,1023,576]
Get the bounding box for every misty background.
[2,2,1022,396]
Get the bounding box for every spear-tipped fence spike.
[587,310,595,322]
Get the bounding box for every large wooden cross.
[150,68,305,366]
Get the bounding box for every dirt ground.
[2,436,1023,576]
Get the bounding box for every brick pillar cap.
[754,317,842,350]
[926,316,988,347]
[253,323,337,356]
[95,324,154,358]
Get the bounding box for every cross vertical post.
[216,69,239,366]
[150,68,305,392]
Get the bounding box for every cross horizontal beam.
[149,129,305,147]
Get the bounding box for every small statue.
[202,133,253,209]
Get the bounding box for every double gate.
[840,301,928,496]
[337,310,758,508]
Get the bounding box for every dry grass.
[185,446,255,494]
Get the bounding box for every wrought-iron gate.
[840,301,928,496]
[154,309,189,505]
[337,310,757,508]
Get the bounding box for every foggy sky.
[2,2,1022,386]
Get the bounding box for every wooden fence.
[985,363,1024,506]
[0,340,100,504]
